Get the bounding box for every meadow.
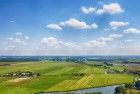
[0,61,135,94]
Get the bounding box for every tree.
[115,86,125,94]
[125,83,134,89]
[135,81,140,90]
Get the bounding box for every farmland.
[0,61,135,94]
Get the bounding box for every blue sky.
[0,0,140,56]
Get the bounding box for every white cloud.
[14,38,25,44]
[25,36,30,40]
[8,33,30,45]
[90,23,98,29]
[2,33,30,51]
[40,33,122,50]
[96,3,124,15]
[85,40,106,48]
[47,24,62,30]
[119,44,140,55]
[96,9,104,15]
[60,18,98,29]
[7,45,15,49]
[96,33,123,46]
[7,37,26,45]
[109,34,123,38]
[60,18,88,29]
[81,7,96,14]
[124,28,140,34]
[40,37,81,49]
[40,37,105,49]
[63,42,81,48]
[6,37,26,45]
[15,32,23,36]
[100,37,114,42]
[10,20,14,23]
[100,34,123,41]
[1,31,125,56]
[7,37,14,41]
[41,37,63,47]
[125,39,133,42]
[109,21,129,28]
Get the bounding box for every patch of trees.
[124,69,140,75]
[115,81,140,94]
[115,86,125,94]
[0,71,40,78]
[135,81,140,90]
[125,83,134,89]
[104,62,114,66]
[93,64,103,67]
[122,61,140,64]
[72,73,86,76]
[0,63,11,66]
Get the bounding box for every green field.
[0,61,135,94]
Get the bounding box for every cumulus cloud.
[85,40,106,48]
[40,37,105,49]
[63,42,81,48]
[81,7,97,14]
[7,37,14,41]
[119,44,140,55]
[60,18,98,29]
[3,32,30,51]
[41,37,63,47]
[97,33,123,45]
[90,23,98,29]
[14,38,26,44]
[40,37,82,49]
[1,33,126,55]
[25,36,30,40]
[109,21,129,29]
[96,3,124,15]
[40,34,122,50]
[100,37,114,42]
[10,20,14,23]
[124,28,140,34]
[109,34,123,38]
[6,37,26,45]
[15,32,23,36]
[125,39,133,42]
[47,24,62,30]
[81,33,122,48]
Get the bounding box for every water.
[40,85,119,94]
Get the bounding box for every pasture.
[0,61,135,94]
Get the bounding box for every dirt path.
[7,77,31,83]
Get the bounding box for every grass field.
[0,61,135,94]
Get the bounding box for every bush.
[135,81,140,90]
[115,86,125,94]
[125,83,134,89]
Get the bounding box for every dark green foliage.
[115,86,125,94]
[125,83,134,89]
[135,81,140,90]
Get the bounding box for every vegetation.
[115,85,125,94]
[0,61,135,94]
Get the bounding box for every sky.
[0,0,140,56]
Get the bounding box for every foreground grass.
[0,61,135,94]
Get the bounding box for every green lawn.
[0,61,135,94]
